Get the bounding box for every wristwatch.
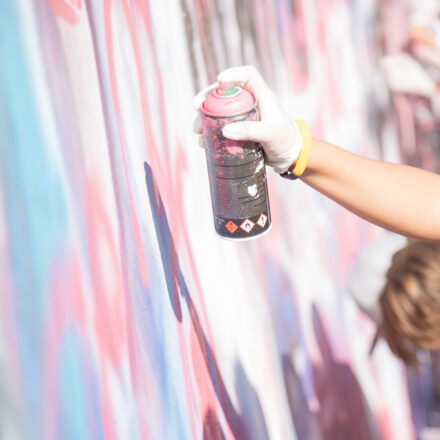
[280,161,299,180]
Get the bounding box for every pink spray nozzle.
[202,84,256,117]
[217,82,239,97]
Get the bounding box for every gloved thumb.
[222,121,270,143]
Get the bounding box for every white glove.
[380,53,437,97]
[193,66,303,174]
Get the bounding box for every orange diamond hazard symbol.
[226,221,238,234]
[240,219,255,233]
[257,213,268,228]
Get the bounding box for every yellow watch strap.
[291,120,312,177]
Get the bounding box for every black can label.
[202,109,271,239]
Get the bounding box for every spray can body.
[201,85,271,240]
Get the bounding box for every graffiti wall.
[0,0,432,439]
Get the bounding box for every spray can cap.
[202,83,256,117]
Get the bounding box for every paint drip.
[201,84,271,240]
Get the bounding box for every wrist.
[273,120,303,174]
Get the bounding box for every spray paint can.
[201,84,271,240]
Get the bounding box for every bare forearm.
[301,139,440,241]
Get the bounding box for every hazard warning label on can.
[257,213,268,228]
[226,221,238,234]
[240,219,255,233]
[214,211,270,239]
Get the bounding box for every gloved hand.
[193,66,303,174]
[380,53,437,97]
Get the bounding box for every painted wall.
[0,0,426,439]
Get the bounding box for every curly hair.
[378,240,440,366]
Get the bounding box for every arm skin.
[300,139,440,242]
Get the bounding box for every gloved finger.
[193,82,219,110]
[217,66,269,102]
[193,114,202,134]
[198,135,205,148]
[222,121,271,143]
